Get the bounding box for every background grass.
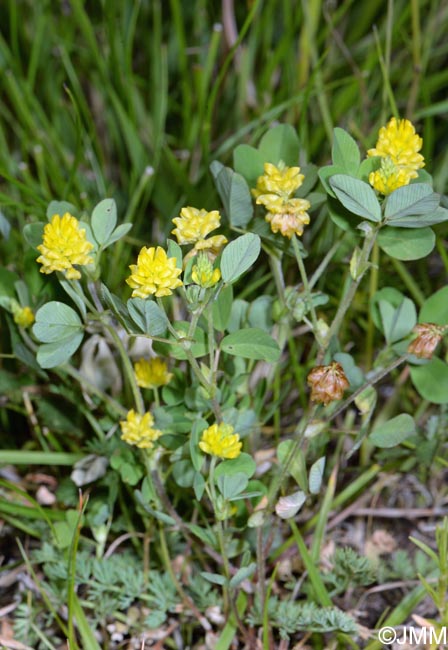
[1,0,448,255]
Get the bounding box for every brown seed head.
[307,361,350,405]
[407,323,445,359]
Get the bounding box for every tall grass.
[1,0,447,274]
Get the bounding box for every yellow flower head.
[13,305,35,328]
[193,235,228,255]
[367,117,424,194]
[191,254,221,288]
[258,194,311,238]
[172,207,225,245]
[369,157,414,196]
[126,246,183,298]
[37,213,94,280]
[134,357,173,389]
[120,409,162,449]
[252,163,304,199]
[199,422,242,460]
[253,163,311,238]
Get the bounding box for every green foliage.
[323,547,376,595]
[258,124,301,167]
[410,359,448,404]
[369,413,416,448]
[377,226,435,260]
[2,4,448,645]
[248,595,358,640]
[221,327,280,362]
[411,518,448,626]
[210,161,254,227]
[220,233,261,284]
[371,287,417,344]
[384,184,440,223]
[329,175,382,222]
[419,286,448,325]
[127,297,168,336]
[331,128,361,173]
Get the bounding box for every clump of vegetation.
[1,2,448,648]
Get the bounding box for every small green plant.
[410,518,448,632]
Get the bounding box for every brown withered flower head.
[407,323,446,359]
[307,361,350,405]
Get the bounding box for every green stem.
[156,297,215,399]
[268,251,291,351]
[267,404,318,511]
[61,366,126,416]
[208,457,230,612]
[256,525,266,614]
[365,241,379,368]
[158,523,209,630]
[292,234,320,341]
[308,237,346,290]
[187,303,204,340]
[105,323,144,415]
[72,279,97,312]
[207,306,215,373]
[268,251,286,299]
[330,354,409,422]
[318,225,379,364]
[390,257,425,307]
[67,493,89,650]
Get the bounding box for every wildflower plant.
[3,119,448,647]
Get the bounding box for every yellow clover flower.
[252,163,311,238]
[367,117,425,195]
[13,305,35,328]
[37,213,94,280]
[120,409,162,449]
[368,159,413,196]
[134,357,173,389]
[171,207,228,254]
[199,423,242,460]
[262,196,311,238]
[252,162,304,199]
[191,254,221,288]
[126,246,183,298]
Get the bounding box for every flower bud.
[307,361,350,405]
[407,323,445,359]
[12,304,35,328]
[191,254,221,288]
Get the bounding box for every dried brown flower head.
[307,361,350,405]
[407,323,445,359]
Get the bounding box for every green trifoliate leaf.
[330,174,382,222]
[91,198,117,245]
[369,414,416,448]
[220,233,261,283]
[378,226,435,260]
[221,327,280,362]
